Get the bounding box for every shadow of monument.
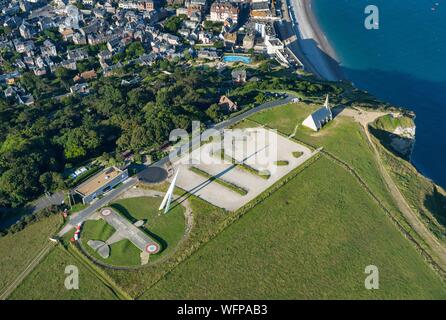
[171,146,266,210]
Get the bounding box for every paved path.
[99,208,158,253]
[0,191,65,230]
[33,192,65,213]
[58,94,297,236]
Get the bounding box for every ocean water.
[312,0,446,188]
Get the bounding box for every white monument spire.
[324,94,329,109]
[159,168,180,214]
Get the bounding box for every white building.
[210,2,239,24]
[302,95,333,131]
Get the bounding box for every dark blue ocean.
[313,0,446,188]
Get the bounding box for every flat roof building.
[74,167,129,204]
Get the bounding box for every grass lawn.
[0,214,62,292]
[141,157,446,299]
[70,203,88,213]
[293,151,304,158]
[81,196,186,267]
[81,219,142,267]
[111,196,186,262]
[250,102,319,134]
[249,103,400,219]
[9,246,118,300]
[106,239,141,266]
[82,219,115,242]
[274,160,289,166]
[105,195,226,297]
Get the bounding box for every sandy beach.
[289,0,345,81]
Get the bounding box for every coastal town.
[0,0,307,105]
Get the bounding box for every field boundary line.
[0,242,55,300]
[62,243,132,300]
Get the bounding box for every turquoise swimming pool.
[222,55,252,64]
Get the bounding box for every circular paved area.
[146,242,160,254]
[101,209,112,216]
[139,166,168,183]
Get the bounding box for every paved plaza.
[173,128,319,211]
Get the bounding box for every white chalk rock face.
[390,125,416,159]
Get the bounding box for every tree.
[0,165,41,207]
[255,92,267,104]
[39,172,65,192]
[125,42,145,60]
[55,67,72,82]
[57,126,102,160]
[206,103,224,122]
[164,16,184,34]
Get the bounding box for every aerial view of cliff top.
[0,0,445,314]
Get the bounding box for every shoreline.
[290,1,446,191]
[289,0,345,81]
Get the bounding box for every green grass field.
[81,196,186,267]
[141,157,446,299]
[81,219,141,267]
[0,214,62,292]
[247,103,400,219]
[9,246,118,300]
[111,196,186,262]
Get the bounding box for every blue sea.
[312,0,446,188]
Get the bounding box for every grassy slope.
[0,214,62,292]
[372,134,446,243]
[142,157,446,299]
[9,246,118,300]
